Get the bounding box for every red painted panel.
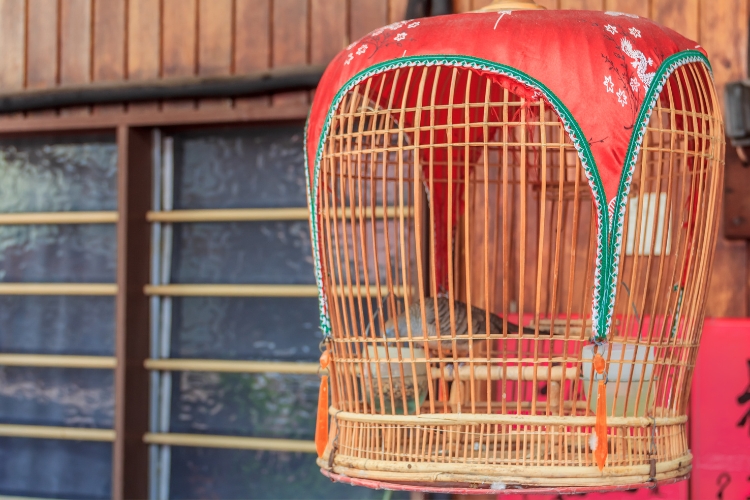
[692,318,750,500]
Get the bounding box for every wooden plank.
[651,0,699,40]
[60,0,92,116]
[0,0,26,91]
[535,0,560,9]
[350,0,387,40]
[452,0,473,13]
[604,0,648,16]
[112,125,152,500]
[26,0,59,118]
[234,0,271,109]
[128,0,161,113]
[272,0,308,106]
[0,0,26,123]
[389,0,409,22]
[0,102,310,133]
[700,0,748,318]
[472,0,494,9]
[93,0,126,115]
[560,0,605,9]
[198,0,233,109]
[699,0,746,105]
[311,0,347,66]
[162,0,198,110]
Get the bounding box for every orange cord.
[315,349,331,458]
[593,352,608,471]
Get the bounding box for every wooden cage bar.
[313,61,724,488]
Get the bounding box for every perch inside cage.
[306,0,724,494]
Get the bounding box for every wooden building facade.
[0,0,744,499]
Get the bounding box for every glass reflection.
[0,437,111,500]
[170,371,318,439]
[0,296,114,355]
[170,221,314,285]
[170,297,321,361]
[169,447,409,500]
[0,367,114,428]
[0,134,117,213]
[173,125,306,210]
[0,224,117,283]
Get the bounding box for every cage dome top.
[305,9,712,341]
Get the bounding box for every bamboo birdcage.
[305,2,724,494]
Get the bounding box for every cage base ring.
[320,468,689,496]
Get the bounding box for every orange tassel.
[593,352,608,471]
[315,349,331,458]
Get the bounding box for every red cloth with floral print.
[306,9,705,204]
[305,9,711,339]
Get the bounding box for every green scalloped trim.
[306,52,712,342]
[602,50,711,339]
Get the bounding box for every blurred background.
[0,0,745,499]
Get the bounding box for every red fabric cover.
[306,9,704,204]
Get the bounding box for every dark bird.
[379,297,545,356]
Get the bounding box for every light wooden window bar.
[143,433,315,453]
[144,359,318,374]
[0,283,117,295]
[0,354,116,369]
[0,211,118,224]
[0,424,115,442]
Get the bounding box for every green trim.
[600,50,711,339]
[306,51,712,342]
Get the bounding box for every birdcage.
[306,1,724,494]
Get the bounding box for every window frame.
[0,103,311,500]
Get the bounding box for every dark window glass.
[170,297,321,361]
[0,134,117,213]
[0,367,114,428]
[170,371,318,439]
[0,437,111,500]
[0,224,117,283]
[170,221,314,284]
[0,296,114,355]
[169,448,409,500]
[173,125,307,210]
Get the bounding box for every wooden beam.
[0,424,115,442]
[112,126,152,500]
[0,103,310,134]
[0,211,118,224]
[0,283,117,295]
[143,432,316,453]
[144,358,318,374]
[0,354,116,369]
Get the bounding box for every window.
[144,126,408,499]
[0,133,117,499]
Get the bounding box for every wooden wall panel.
[234,0,271,109]
[60,0,91,116]
[162,0,197,110]
[700,0,748,317]
[311,0,348,66]
[605,0,648,16]
[26,0,58,118]
[389,0,408,22]
[198,0,233,109]
[560,0,605,9]
[350,0,387,40]
[0,0,25,91]
[93,0,126,114]
[272,0,308,106]
[535,0,560,9]
[127,0,160,113]
[651,0,699,40]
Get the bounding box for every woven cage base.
[319,468,689,496]
[318,410,691,490]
